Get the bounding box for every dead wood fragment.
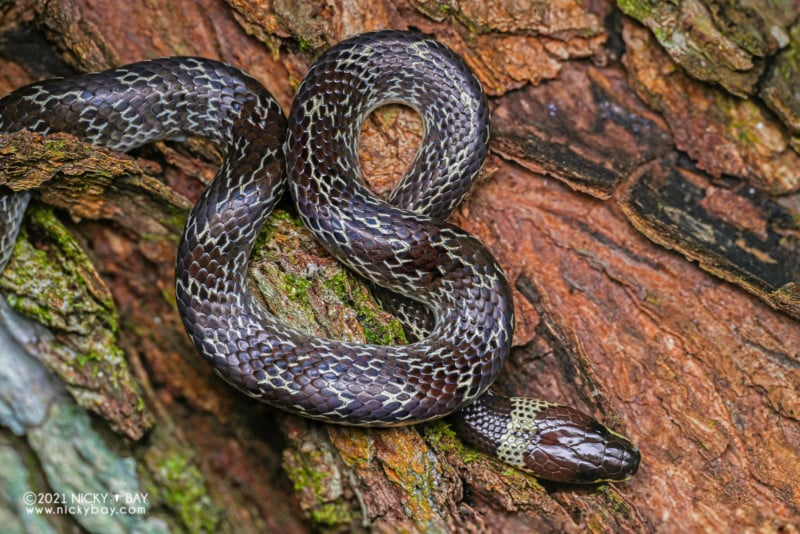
[620,158,800,320]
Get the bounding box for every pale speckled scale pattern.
[281,31,514,424]
[0,56,284,270]
[0,32,513,426]
[0,33,638,482]
[495,398,556,467]
[0,191,29,271]
[266,30,514,424]
[448,393,536,469]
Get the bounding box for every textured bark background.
[0,0,798,532]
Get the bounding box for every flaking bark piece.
[0,130,190,236]
[622,20,800,194]
[619,157,800,320]
[760,21,800,135]
[491,63,673,199]
[617,0,798,97]
[0,130,188,439]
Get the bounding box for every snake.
[0,30,639,484]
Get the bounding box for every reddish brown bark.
[0,0,798,532]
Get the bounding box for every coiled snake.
[0,30,639,483]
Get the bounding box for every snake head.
[521,404,641,484]
[452,395,640,484]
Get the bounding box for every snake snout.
[524,405,640,484]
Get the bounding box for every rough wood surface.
[0,1,798,532]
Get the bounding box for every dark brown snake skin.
[0,30,639,483]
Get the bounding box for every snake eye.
[589,419,609,437]
[523,405,640,484]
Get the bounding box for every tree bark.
[0,0,798,532]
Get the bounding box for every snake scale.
[0,30,639,483]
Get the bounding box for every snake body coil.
[0,30,639,483]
